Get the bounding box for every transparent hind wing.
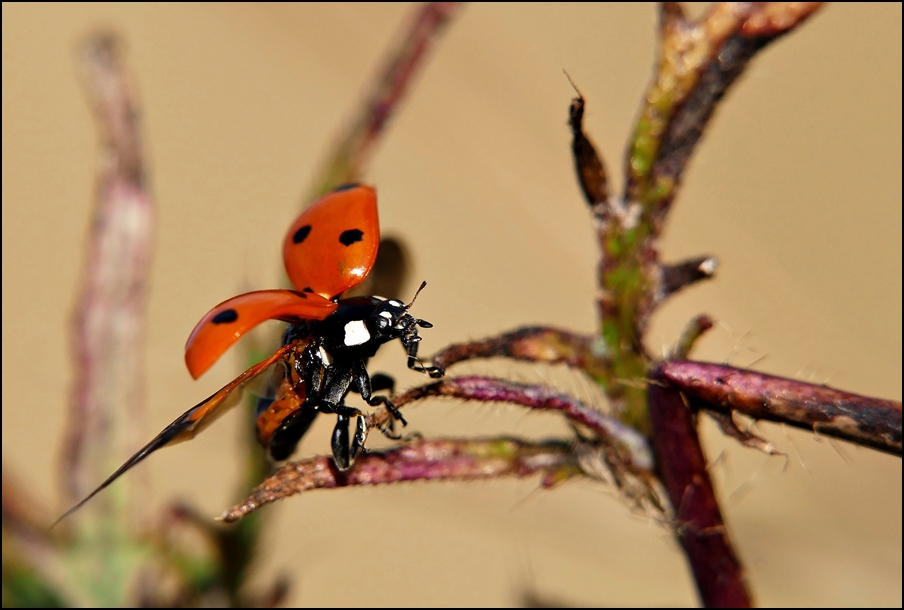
[54,344,295,526]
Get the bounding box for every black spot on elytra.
[333,183,359,192]
[339,228,364,246]
[293,225,312,244]
[302,287,314,293]
[212,309,239,324]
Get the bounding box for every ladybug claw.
[350,415,367,462]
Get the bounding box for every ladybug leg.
[300,345,360,417]
[348,371,401,438]
[316,363,370,470]
[318,364,357,415]
[296,343,325,406]
[367,372,401,439]
[351,360,406,440]
[402,330,444,378]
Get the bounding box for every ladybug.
[58,184,443,523]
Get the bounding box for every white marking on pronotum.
[378,311,394,320]
[388,300,403,308]
[343,320,371,346]
[318,346,334,365]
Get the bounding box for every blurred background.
[3,3,900,606]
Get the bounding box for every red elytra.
[282,183,379,300]
[183,289,336,380]
[184,184,379,379]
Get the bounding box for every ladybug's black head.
[366,298,432,342]
[362,282,443,378]
[367,280,435,343]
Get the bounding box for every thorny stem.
[660,361,903,456]
[570,3,824,606]
[648,375,752,607]
[372,376,655,475]
[580,3,825,436]
[220,438,580,523]
[219,376,670,523]
[568,86,648,429]
[627,2,824,221]
[430,326,608,378]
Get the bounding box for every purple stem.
[648,370,753,607]
[381,376,654,472]
[660,360,902,456]
[220,437,576,523]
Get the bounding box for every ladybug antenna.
[407,281,428,309]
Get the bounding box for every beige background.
[3,3,901,606]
